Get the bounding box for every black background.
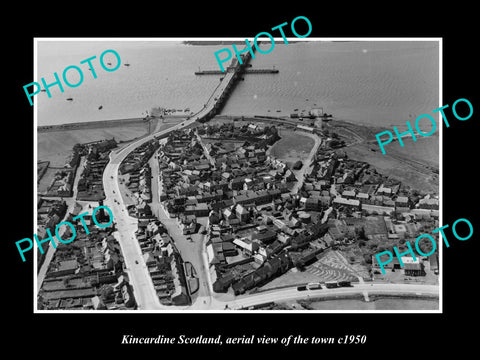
[5,4,478,356]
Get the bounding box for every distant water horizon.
[36,40,439,131]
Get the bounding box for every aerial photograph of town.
[35,39,440,311]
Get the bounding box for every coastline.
[289,292,439,311]
[38,117,150,133]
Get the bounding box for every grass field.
[268,130,315,167]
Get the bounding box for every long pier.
[195,68,279,75]
[189,45,268,123]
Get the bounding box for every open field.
[268,130,315,167]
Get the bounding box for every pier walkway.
[189,45,263,123]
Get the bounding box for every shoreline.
[38,117,151,133]
[302,292,439,303]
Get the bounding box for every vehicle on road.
[297,285,308,291]
[325,281,339,289]
[306,282,322,290]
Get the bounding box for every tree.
[356,227,366,240]
[363,254,373,264]
[100,285,115,302]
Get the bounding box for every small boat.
[107,62,112,65]
[66,98,73,101]
[41,89,46,92]
[88,68,92,71]
[276,110,281,112]
[124,62,130,67]
[98,105,103,110]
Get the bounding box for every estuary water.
[36,40,439,131]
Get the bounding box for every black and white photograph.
[34,38,441,312]
[6,7,478,356]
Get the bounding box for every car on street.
[297,285,308,291]
[306,282,322,290]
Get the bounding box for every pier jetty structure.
[195,67,279,75]
[192,44,278,123]
[195,43,278,75]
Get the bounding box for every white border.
[33,37,442,314]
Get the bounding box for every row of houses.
[76,140,117,201]
[134,218,191,306]
[119,138,159,175]
[38,211,137,310]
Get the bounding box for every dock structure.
[190,45,275,123]
[195,68,279,75]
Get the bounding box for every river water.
[36,39,439,130]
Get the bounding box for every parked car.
[306,282,322,290]
[297,285,307,291]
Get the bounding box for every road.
[290,131,322,194]
[148,153,212,306]
[223,283,439,310]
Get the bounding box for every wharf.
[195,68,279,75]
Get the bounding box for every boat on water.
[66,98,73,101]
[98,105,103,110]
[124,62,130,67]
